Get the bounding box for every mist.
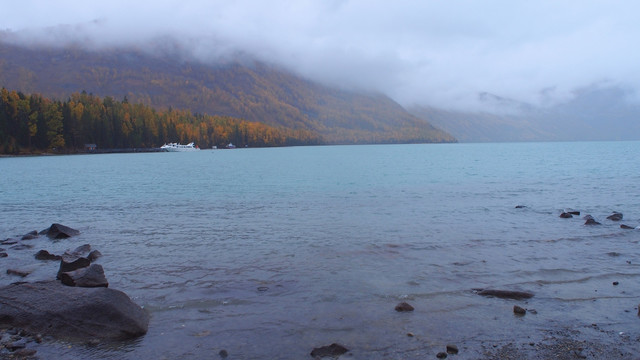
[2,0,640,112]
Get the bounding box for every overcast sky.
[2,0,639,111]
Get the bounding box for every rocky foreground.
[0,224,148,358]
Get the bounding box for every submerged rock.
[513,305,527,315]
[584,218,601,225]
[606,212,623,221]
[7,269,31,277]
[60,264,109,288]
[1,238,18,245]
[559,212,573,218]
[395,302,415,312]
[476,289,534,300]
[42,223,80,239]
[446,344,459,354]
[0,252,7,258]
[10,243,34,250]
[0,281,148,341]
[21,231,39,240]
[620,224,635,230]
[310,343,349,358]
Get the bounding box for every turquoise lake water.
[1,142,640,359]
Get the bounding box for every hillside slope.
[0,43,455,144]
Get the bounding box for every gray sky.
[2,0,639,111]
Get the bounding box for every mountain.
[410,88,640,143]
[408,106,552,143]
[0,42,455,145]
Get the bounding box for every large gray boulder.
[0,281,148,341]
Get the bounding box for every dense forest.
[0,88,323,154]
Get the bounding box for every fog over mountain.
[2,1,640,141]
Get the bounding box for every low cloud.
[2,0,640,111]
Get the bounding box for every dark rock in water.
[0,281,148,340]
[395,302,415,312]
[513,305,527,315]
[613,281,619,286]
[583,214,594,220]
[7,269,31,277]
[87,250,103,262]
[620,224,635,229]
[515,205,527,209]
[35,250,62,261]
[21,231,39,240]
[476,289,534,300]
[43,223,80,239]
[559,212,573,218]
[64,244,91,259]
[57,257,91,279]
[10,243,34,250]
[584,218,601,225]
[0,252,7,258]
[446,344,459,354]
[607,212,623,221]
[60,264,109,288]
[1,238,18,245]
[567,211,581,216]
[310,343,349,358]
[436,352,448,359]
[219,349,229,358]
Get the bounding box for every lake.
[1,142,639,359]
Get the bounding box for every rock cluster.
[0,223,148,355]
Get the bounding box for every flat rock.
[1,238,18,245]
[42,223,80,239]
[60,264,109,288]
[7,269,31,277]
[0,281,148,341]
[9,243,34,250]
[559,212,573,218]
[310,343,349,358]
[476,289,534,300]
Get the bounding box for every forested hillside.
[0,88,322,154]
[0,42,455,145]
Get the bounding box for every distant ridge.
[0,42,456,145]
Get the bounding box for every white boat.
[161,142,200,152]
